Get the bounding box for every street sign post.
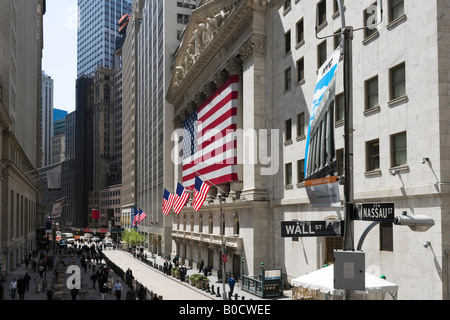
[281,221,343,238]
[354,203,395,222]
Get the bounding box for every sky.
[42,0,78,113]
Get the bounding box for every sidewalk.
[102,248,292,301]
[1,246,130,301]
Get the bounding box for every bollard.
[234,293,239,300]
[211,285,215,295]
[216,287,221,297]
[241,296,245,300]
[206,283,210,293]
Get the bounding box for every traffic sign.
[222,254,228,263]
[354,203,395,222]
[281,220,343,238]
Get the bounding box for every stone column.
[239,32,268,201]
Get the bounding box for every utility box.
[333,250,365,290]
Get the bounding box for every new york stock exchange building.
[165,0,450,300]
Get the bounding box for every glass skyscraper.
[77,0,132,77]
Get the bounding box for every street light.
[218,194,240,299]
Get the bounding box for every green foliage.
[121,229,146,247]
[189,273,210,283]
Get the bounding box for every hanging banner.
[304,47,342,207]
[92,209,100,220]
[51,198,65,219]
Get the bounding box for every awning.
[291,265,398,298]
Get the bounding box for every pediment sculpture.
[174,8,233,89]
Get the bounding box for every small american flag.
[182,75,239,189]
[162,189,174,215]
[136,209,147,226]
[173,183,189,214]
[193,176,210,212]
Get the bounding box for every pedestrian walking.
[10,278,17,299]
[90,272,98,289]
[100,283,108,300]
[34,274,42,294]
[70,287,78,300]
[17,275,26,300]
[126,285,136,300]
[47,289,54,300]
[114,279,122,300]
[137,285,146,300]
[23,272,31,292]
[107,275,114,294]
[228,274,236,297]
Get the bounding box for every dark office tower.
[77,0,132,77]
[75,76,94,228]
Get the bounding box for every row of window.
[284,130,407,187]
[283,0,405,87]
[284,61,406,142]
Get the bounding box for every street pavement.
[1,245,292,301]
[1,245,130,301]
[102,247,292,301]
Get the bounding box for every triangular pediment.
[170,0,242,90]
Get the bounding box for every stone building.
[166,0,450,300]
[0,0,45,273]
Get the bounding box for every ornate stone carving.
[239,35,266,63]
[173,7,234,90]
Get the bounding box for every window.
[364,3,378,38]
[297,160,305,183]
[285,118,292,141]
[296,19,304,45]
[380,222,393,251]
[389,0,404,22]
[390,63,406,100]
[391,132,407,167]
[285,30,291,54]
[285,67,292,91]
[284,0,291,11]
[297,57,305,83]
[297,112,305,137]
[334,28,341,49]
[335,92,344,122]
[318,41,327,68]
[365,76,379,110]
[366,139,380,172]
[317,0,327,27]
[285,163,293,185]
[333,0,344,14]
[336,148,344,176]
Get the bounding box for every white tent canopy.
[291,265,398,300]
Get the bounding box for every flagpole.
[193,171,228,299]
[193,171,227,196]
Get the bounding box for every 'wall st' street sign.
[281,221,343,238]
[353,203,395,222]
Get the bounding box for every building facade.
[77,0,132,77]
[165,0,450,300]
[41,71,54,167]
[0,0,44,273]
[121,0,144,237]
[135,0,195,258]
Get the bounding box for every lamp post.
[219,195,240,299]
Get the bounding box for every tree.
[122,229,146,247]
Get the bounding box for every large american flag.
[182,75,239,189]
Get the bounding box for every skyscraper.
[77,0,132,77]
[41,71,54,167]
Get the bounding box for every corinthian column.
[239,31,268,201]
